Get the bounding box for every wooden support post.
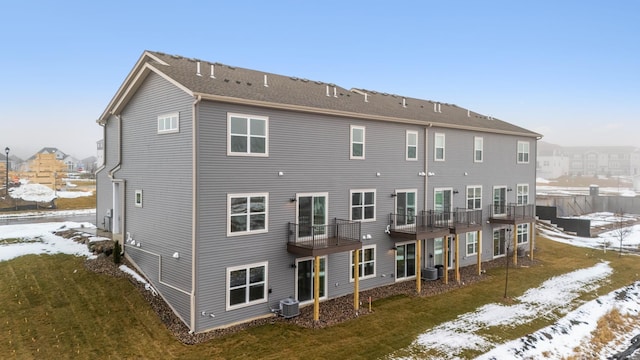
[313,255,320,321]
[477,230,482,275]
[455,234,460,283]
[513,225,518,266]
[444,236,449,285]
[530,222,535,261]
[416,240,422,294]
[353,249,360,311]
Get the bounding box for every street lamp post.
[4,147,9,196]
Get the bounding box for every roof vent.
[402,98,407,108]
[467,109,470,117]
[433,103,437,112]
[333,87,337,98]
[364,93,368,103]
[210,64,215,79]
[438,103,442,113]
[196,61,202,77]
[264,74,269,87]
[326,85,330,97]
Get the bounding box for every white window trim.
[226,261,268,311]
[350,244,376,281]
[394,241,417,281]
[406,130,418,161]
[474,136,483,163]
[434,187,454,213]
[350,125,365,160]
[517,183,529,205]
[466,185,482,210]
[295,256,328,305]
[349,189,376,222]
[134,189,143,208]
[517,141,530,164]
[394,189,418,229]
[466,232,478,256]
[434,133,445,161]
[227,113,269,157]
[157,112,179,134]
[227,193,269,236]
[517,223,529,244]
[493,228,508,258]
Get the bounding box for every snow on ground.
[390,213,640,359]
[7,182,93,202]
[0,208,95,220]
[0,221,94,262]
[2,208,640,358]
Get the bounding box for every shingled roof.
[99,51,541,138]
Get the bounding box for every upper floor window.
[517,184,529,205]
[406,130,418,160]
[517,141,530,164]
[350,189,376,222]
[157,112,179,134]
[228,113,268,156]
[435,133,445,161]
[351,125,365,159]
[226,262,268,310]
[228,193,268,236]
[474,137,483,162]
[466,185,482,210]
[134,190,143,208]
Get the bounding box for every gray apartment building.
[96,51,540,333]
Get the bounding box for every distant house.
[537,142,640,178]
[96,51,540,334]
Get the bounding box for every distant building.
[537,142,640,178]
[96,139,104,168]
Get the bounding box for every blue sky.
[1,0,638,159]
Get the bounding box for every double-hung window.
[228,193,268,236]
[517,184,529,205]
[406,130,418,160]
[350,245,376,281]
[350,189,376,221]
[228,113,268,156]
[157,112,179,134]
[434,133,445,161]
[466,232,478,256]
[226,262,267,310]
[466,186,482,210]
[474,137,483,162]
[517,141,530,164]
[350,125,365,159]
[517,223,529,244]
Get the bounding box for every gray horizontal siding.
[109,72,195,323]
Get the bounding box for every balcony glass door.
[434,188,452,225]
[493,186,507,216]
[297,194,327,238]
[395,191,416,227]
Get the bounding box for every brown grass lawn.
[2,236,639,359]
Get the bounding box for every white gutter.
[190,95,201,333]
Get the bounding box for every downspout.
[423,127,429,267]
[108,114,123,179]
[190,95,202,333]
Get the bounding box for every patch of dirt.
[71,229,539,345]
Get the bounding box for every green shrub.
[113,241,121,264]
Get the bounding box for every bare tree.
[613,211,633,257]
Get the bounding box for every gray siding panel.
[194,101,428,331]
[105,72,195,323]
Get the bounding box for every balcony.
[488,203,536,225]
[287,218,361,257]
[388,209,484,241]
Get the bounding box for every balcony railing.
[453,208,483,229]
[287,218,361,256]
[489,203,536,223]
